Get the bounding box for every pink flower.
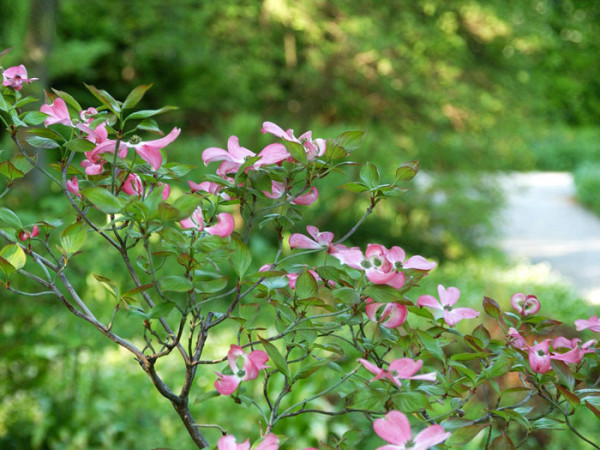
[373,410,450,450]
[125,127,181,171]
[217,434,279,450]
[203,135,289,176]
[263,181,318,206]
[289,225,334,250]
[328,243,365,270]
[551,337,597,364]
[261,121,326,160]
[66,176,81,197]
[188,180,231,200]
[79,107,98,124]
[18,225,39,241]
[528,340,552,374]
[40,98,71,126]
[180,207,235,238]
[507,327,529,351]
[217,435,250,450]
[357,358,436,387]
[510,293,541,316]
[2,65,37,90]
[417,285,479,327]
[386,246,437,271]
[255,434,280,450]
[159,182,171,201]
[575,316,600,332]
[215,345,269,395]
[365,298,407,328]
[122,173,144,197]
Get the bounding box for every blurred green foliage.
[2,0,600,448]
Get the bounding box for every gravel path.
[498,172,600,305]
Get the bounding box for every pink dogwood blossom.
[575,315,600,332]
[551,337,597,364]
[125,127,181,170]
[357,357,436,387]
[373,410,450,450]
[365,298,407,328]
[122,173,144,197]
[180,207,235,237]
[261,121,326,160]
[40,98,71,126]
[188,180,231,200]
[528,340,552,374]
[203,135,289,176]
[66,176,81,197]
[417,285,479,327]
[289,225,334,250]
[263,181,319,206]
[217,434,279,450]
[215,345,269,395]
[510,293,541,316]
[2,65,37,90]
[18,225,39,241]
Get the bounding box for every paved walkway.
[498,172,600,305]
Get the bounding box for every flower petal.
[373,410,412,446]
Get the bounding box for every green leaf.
[0,161,24,181]
[0,91,8,112]
[60,222,87,254]
[65,138,96,153]
[487,353,514,378]
[552,359,575,390]
[395,160,419,182]
[93,273,119,299]
[295,269,318,299]
[483,296,501,320]
[171,194,202,220]
[363,285,408,304]
[359,162,380,188]
[490,432,515,450]
[332,287,360,304]
[148,300,176,319]
[0,255,16,279]
[391,391,429,412]
[27,127,66,141]
[293,356,336,380]
[121,283,154,299]
[417,330,445,362]
[126,106,178,120]
[22,111,48,125]
[285,141,307,165]
[25,135,60,149]
[136,118,163,134]
[0,207,23,229]
[338,182,369,193]
[193,390,220,404]
[84,83,122,114]
[52,88,82,111]
[258,336,289,378]
[472,324,491,348]
[230,238,252,279]
[335,130,365,151]
[0,244,26,270]
[195,277,228,294]
[123,84,153,110]
[82,187,123,214]
[159,276,193,292]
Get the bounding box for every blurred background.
[1,0,600,448]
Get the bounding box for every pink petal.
[403,255,437,271]
[507,327,529,351]
[443,307,479,327]
[373,410,412,446]
[385,272,405,290]
[245,350,269,379]
[386,246,406,265]
[289,233,320,249]
[66,176,81,197]
[306,226,334,245]
[206,212,235,237]
[292,186,318,205]
[413,425,451,450]
[215,373,241,395]
[329,244,364,270]
[529,340,551,374]
[417,295,442,311]
[227,135,255,162]
[202,146,231,164]
[438,285,460,307]
[180,207,204,230]
[255,143,290,167]
[217,435,250,450]
[159,182,171,201]
[388,358,423,379]
[255,434,279,450]
[30,225,39,238]
[575,316,600,332]
[357,358,387,381]
[261,121,288,138]
[122,173,143,196]
[263,181,286,199]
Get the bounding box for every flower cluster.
[215,345,269,395]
